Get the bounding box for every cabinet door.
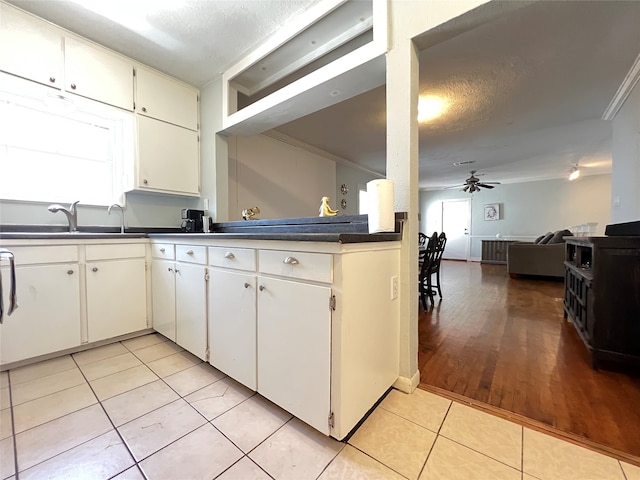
[0,3,62,89]
[0,263,80,365]
[175,262,207,360]
[136,65,198,130]
[136,115,200,196]
[86,258,147,342]
[209,269,256,390]
[257,277,331,434]
[64,36,133,110]
[151,259,176,342]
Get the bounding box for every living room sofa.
[507,229,572,278]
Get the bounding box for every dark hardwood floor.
[418,260,640,463]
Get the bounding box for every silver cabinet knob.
[224,252,235,259]
[244,282,250,289]
[141,106,147,112]
[49,76,56,83]
[259,285,266,291]
[186,250,194,255]
[175,268,180,274]
[67,269,74,275]
[168,267,173,272]
[143,179,148,185]
[283,256,299,265]
[70,83,76,90]
[92,267,98,272]
[160,247,166,253]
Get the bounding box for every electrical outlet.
[391,275,398,300]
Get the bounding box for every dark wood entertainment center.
[563,236,640,370]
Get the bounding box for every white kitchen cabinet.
[134,115,200,196]
[0,3,62,89]
[0,261,81,365]
[85,244,147,342]
[151,258,177,341]
[209,268,257,390]
[135,65,198,130]
[64,36,133,110]
[257,276,331,434]
[150,243,207,360]
[175,261,207,360]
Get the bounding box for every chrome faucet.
[108,203,125,234]
[48,201,79,232]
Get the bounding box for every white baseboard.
[393,370,420,393]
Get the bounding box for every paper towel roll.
[367,179,395,233]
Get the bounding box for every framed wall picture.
[484,203,500,221]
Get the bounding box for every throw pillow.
[538,232,555,244]
[549,229,573,244]
[534,234,547,244]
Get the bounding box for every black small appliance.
[181,209,204,233]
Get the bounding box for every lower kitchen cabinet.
[1,261,81,365]
[85,258,147,342]
[257,276,331,435]
[175,261,207,360]
[151,258,177,341]
[150,243,207,360]
[208,269,257,390]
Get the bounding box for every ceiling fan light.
[569,165,580,181]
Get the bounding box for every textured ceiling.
[275,0,640,189]
[8,0,640,190]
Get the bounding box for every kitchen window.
[0,74,133,206]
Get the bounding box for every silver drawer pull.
[283,256,299,265]
[244,282,251,289]
[67,270,74,275]
[160,247,166,253]
[224,252,235,259]
[186,250,194,255]
[259,285,266,291]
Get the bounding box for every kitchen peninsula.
[0,214,403,440]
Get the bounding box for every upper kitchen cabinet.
[0,3,62,89]
[64,36,133,111]
[220,0,387,136]
[135,65,198,131]
[133,115,200,196]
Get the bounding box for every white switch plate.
[203,198,209,211]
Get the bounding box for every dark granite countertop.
[1,213,405,243]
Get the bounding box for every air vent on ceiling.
[452,160,475,166]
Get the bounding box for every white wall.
[611,82,640,223]
[420,174,611,259]
[335,163,382,216]
[227,134,336,220]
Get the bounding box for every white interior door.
[442,199,470,260]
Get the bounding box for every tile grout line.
[6,371,20,480]
[416,400,454,480]
[69,344,150,480]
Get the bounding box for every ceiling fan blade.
[477,183,495,189]
[463,185,469,192]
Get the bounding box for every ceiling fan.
[452,170,501,193]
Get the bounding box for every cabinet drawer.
[85,243,146,261]
[208,246,255,272]
[176,245,206,264]
[259,250,332,283]
[151,243,175,260]
[8,246,78,265]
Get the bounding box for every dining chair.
[419,232,439,309]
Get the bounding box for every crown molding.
[602,53,640,121]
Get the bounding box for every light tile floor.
[1,333,639,480]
